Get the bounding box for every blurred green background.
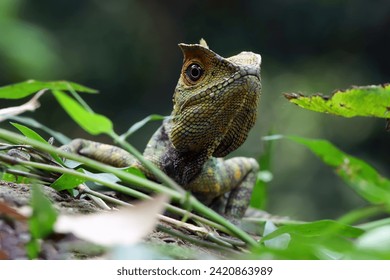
[1,0,389,221]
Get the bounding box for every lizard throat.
[161,143,208,186]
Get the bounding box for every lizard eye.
[185,63,204,82]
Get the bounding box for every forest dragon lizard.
[63,40,262,220]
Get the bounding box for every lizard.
[62,40,262,221]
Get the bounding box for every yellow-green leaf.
[284,84,390,118]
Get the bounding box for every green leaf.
[253,221,357,260]
[6,115,71,144]
[53,90,114,135]
[121,166,146,179]
[263,221,291,249]
[267,135,390,207]
[1,172,16,182]
[0,80,97,99]
[284,84,390,118]
[120,114,165,140]
[251,137,274,209]
[11,122,48,143]
[261,220,364,243]
[11,122,64,164]
[26,239,40,260]
[28,184,57,239]
[51,171,86,191]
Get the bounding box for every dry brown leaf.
[0,201,28,221]
[54,194,169,246]
[0,201,27,221]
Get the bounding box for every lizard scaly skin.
[63,40,262,220]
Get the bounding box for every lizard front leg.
[187,157,259,221]
[60,139,139,168]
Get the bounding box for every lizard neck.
[160,119,208,186]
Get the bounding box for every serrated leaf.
[11,122,63,164]
[0,80,97,99]
[29,185,57,239]
[284,136,390,207]
[53,90,113,135]
[284,84,390,118]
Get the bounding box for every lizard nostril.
[186,63,204,82]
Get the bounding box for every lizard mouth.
[227,51,261,78]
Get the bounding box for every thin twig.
[78,183,243,249]
[156,224,242,256]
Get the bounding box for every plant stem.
[109,131,185,195]
[338,205,387,225]
[0,128,259,247]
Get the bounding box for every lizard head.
[170,41,262,158]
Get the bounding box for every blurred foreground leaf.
[356,225,390,253]
[29,185,57,239]
[261,220,364,243]
[251,137,274,209]
[256,220,365,260]
[265,135,390,208]
[284,84,390,118]
[54,194,169,246]
[27,185,57,259]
